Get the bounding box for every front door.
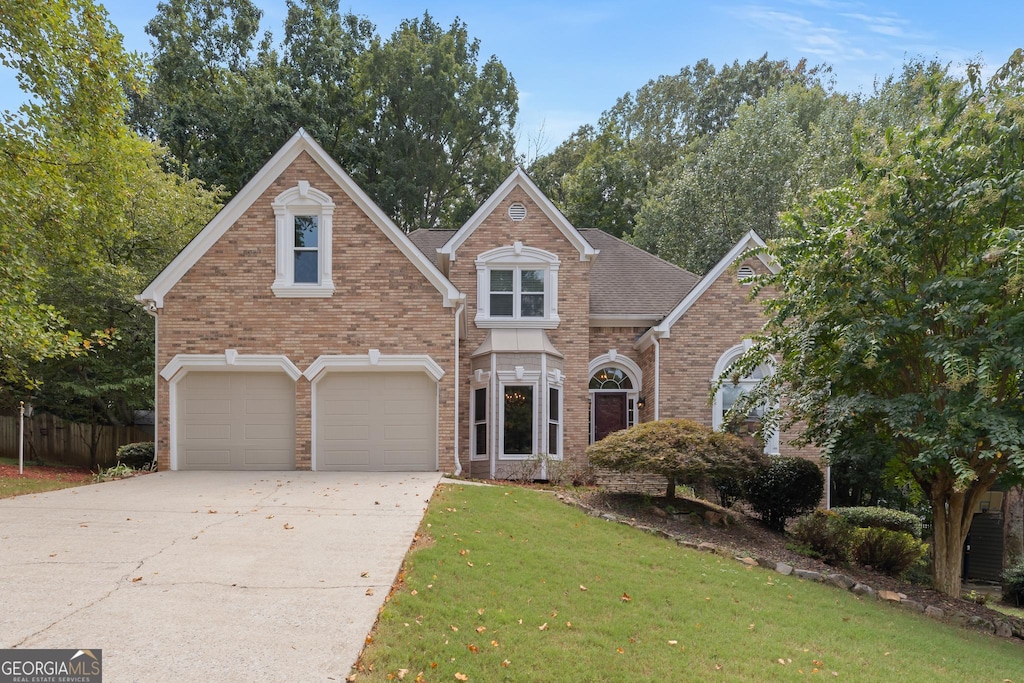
[593,393,628,442]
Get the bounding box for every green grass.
[356,484,1023,682]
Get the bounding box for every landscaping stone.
[678,540,700,550]
[925,605,944,619]
[901,599,925,612]
[738,557,758,567]
[967,616,995,633]
[851,583,877,599]
[793,569,822,581]
[704,511,724,525]
[995,620,1013,638]
[697,542,718,553]
[825,573,856,590]
[878,590,901,602]
[648,505,668,519]
[775,562,794,576]
[756,557,776,570]
[601,513,619,522]
[949,612,969,627]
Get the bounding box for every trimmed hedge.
[791,509,856,565]
[743,457,824,531]
[833,506,923,540]
[115,442,155,469]
[852,527,928,576]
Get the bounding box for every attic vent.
[508,202,527,221]
[737,265,756,284]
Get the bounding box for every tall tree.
[358,12,518,229]
[728,52,1024,596]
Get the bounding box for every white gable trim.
[303,351,445,383]
[635,231,777,351]
[438,167,598,263]
[137,128,462,309]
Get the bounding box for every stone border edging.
[557,493,1024,642]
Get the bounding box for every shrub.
[116,442,155,469]
[833,506,923,539]
[1002,560,1024,607]
[587,419,766,499]
[742,456,824,531]
[791,509,856,565]
[852,527,928,576]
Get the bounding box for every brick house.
[138,130,811,474]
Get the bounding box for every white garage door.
[316,372,437,471]
[177,372,295,470]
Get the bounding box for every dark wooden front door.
[594,393,628,441]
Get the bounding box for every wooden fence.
[0,412,152,469]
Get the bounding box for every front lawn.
[354,484,1022,682]
[0,458,93,498]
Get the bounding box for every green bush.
[116,442,155,469]
[587,419,766,499]
[1002,560,1024,607]
[852,527,928,577]
[833,506,923,539]
[791,509,856,565]
[742,457,824,531]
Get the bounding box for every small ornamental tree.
[586,418,766,500]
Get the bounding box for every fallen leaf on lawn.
[579,585,588,591]
[283,523,294,530]
[467,644,478,653]
[616,648,624,654]
[476,626,486,633]
[491,640,499,647]
[620,592,631,602]
[538,623,548,631]
[715,664,722,671]
[397,669,408,680]
[450,625,459,632]
[454,673,468,681]
[410,590,418,596]
[131,576,142,582]
[566,622,572,628]
[778,659,786,665]
[365,588,375,596]
[466,562,474,567]
[517,619,523,625]
[501,659,510,668]
[477,608,485,615]
[459,549,468,556]
[551,610,558,617]
[668,640,678,645]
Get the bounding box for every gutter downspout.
[143,301,159,468]
[653,336,661,420]
[453,302,465,476]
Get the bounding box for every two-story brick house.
[138,129,808,474]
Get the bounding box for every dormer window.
[272,181,335,297]
[476,243,560,328]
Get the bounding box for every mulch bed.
[0,463,94,482]
[574,489,1024,641]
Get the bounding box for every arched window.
[712,343,778,454]
[589,367,633,390]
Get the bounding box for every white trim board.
[137,128,463,309]
[303,351,445,382]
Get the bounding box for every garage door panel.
[177,371,295,470]
[317,372,436,471]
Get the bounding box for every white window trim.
[711,341,779,455]
[475,242,560,329]
[496,368,541,460]
[272,180,336,297]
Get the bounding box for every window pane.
[521,293,544,317]
[294,251,319,283]
[475,423,487,456]
[474,388,487,420]
[589,367,632,389]
[294,215,318,248]
[504,386,533,455]
[490,292,514,316]
[548,423,558,455]
[721,382,743,413]
[490,270,513,292]
[548,387,559,421]
[521,269,544,292]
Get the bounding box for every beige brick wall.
[155,151,457,471]
[657,257,817,460]
[449,187,591,469]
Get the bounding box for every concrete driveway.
[0,470,441,682]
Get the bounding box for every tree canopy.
[728,51,1024,596]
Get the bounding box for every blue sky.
[3,1,1021,157]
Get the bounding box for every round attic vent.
[508,202,527,221]
[737,265,756,284]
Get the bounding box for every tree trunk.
[665,475,676,501]
[1004,486,1024,572]
[931,485,990,597]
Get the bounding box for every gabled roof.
[438,167,598,263]
[636,230,777,350]
[581,229,699,320]
[408,229,456,257]
[137,129,462,308]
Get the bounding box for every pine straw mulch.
[568,488,1024,643]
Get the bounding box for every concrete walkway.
[0,470,441,682]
